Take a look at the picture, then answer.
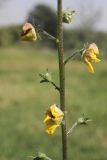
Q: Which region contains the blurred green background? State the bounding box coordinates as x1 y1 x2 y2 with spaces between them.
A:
0 1 107 160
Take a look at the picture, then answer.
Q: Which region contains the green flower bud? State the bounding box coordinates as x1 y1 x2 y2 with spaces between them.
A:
77 116 92 125
39 69 52 83
63 10 75 24
45 72 52 82
33 152 52 160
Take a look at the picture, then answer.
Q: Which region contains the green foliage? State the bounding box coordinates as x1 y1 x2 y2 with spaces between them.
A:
0 47 107 160
0 26 21 47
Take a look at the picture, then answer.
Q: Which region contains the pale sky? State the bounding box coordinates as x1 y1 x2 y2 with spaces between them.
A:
0 0 107 31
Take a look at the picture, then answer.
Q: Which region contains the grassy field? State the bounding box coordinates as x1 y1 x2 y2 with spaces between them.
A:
0 46 107 160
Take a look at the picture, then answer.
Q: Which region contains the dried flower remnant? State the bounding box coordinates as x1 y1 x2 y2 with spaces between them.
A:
21 23 37 41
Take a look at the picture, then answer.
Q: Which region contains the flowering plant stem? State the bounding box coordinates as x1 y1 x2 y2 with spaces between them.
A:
67 122 78 136
39 73 60 91
64 48 84 65
42 30 58 42
57 0 67 160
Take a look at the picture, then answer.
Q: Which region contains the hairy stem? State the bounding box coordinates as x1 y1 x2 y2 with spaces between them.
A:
39 73 60 92
64 48 84 65
42 30 58 42
57 0 67 160
67 122 78 136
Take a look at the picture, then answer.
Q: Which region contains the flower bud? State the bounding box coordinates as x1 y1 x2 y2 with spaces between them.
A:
77 116 92 125
33 152 52 160
63 10 75 24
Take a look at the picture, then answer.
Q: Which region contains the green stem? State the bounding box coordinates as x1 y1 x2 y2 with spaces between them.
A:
42 30 58 42
57 0 67 160
67 122 78 136
35 26 58 42
64 48 84 65
39 73 60 92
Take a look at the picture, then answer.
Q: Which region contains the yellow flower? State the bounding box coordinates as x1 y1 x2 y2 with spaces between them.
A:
44 104 64 135
45 120 59 135
21 23 37 41
84 43 100 74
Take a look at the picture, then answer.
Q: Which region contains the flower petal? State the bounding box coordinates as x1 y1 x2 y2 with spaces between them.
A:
93 57 101 63
43 115 51 123
50 104 64 119
85 57 94 74
45 124 59 135
88 43 99 55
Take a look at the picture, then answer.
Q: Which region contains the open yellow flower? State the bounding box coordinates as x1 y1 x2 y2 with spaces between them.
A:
21 23 37 41
84 43 100 74
44 104 64 135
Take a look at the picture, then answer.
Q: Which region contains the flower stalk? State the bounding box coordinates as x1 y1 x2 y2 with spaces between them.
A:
64 48 84 65
67 122 78 136
57 0 67 160
67 116 92 136
39 73 60 92
41 30 58 42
